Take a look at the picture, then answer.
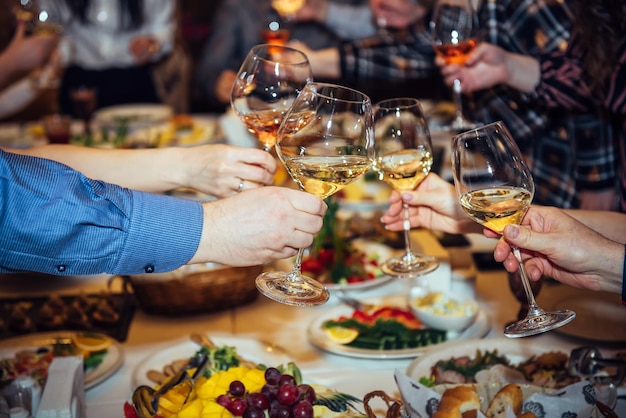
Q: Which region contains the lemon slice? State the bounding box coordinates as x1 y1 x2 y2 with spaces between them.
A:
73 334 112 352
324 327 359 344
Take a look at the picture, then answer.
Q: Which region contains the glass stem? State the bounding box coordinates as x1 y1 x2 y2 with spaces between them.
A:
402 203 414 261
452 79 465 128
512 247 544 317
288 247 305 282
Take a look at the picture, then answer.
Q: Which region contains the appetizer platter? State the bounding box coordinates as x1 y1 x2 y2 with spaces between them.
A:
307 294 491 359
0 331 123 390
126 333 364 418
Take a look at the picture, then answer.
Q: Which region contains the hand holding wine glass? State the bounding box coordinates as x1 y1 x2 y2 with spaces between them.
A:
231 44 313 152
255 82 375 306
374 98 439 277
451 121 575 337
430 0 478 132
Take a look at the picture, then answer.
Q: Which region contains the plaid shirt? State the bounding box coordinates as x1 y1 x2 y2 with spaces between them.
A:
534 17 626 212
338 0 616 209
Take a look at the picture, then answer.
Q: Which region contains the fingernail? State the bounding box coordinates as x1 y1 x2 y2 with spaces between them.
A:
402 193 412 201
505 224 519 238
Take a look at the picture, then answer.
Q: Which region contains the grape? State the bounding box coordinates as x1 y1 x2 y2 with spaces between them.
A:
265 367 282 385
217 394 232 409
297 384 316 403
243 406 265 418
261 383 277 402
247 392 270 410
230 398 248 416
269 403 292 418
292 400 314 418
230 380 246 397
278 374 296 387
277 383 300 405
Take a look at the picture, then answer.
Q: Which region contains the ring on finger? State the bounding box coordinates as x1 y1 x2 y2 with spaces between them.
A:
237 179 244 193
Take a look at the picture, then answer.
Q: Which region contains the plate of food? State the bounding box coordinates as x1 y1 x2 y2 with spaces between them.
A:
126 333 364 418
125 114 224 148
307 294 491 359
275 239 396 292
0 331 123 390
93 103 173 128
132 333 293 388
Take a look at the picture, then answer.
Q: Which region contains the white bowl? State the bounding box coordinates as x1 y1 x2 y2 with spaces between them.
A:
408 288 479 332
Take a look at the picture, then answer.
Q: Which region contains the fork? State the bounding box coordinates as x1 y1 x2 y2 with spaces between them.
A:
335 291 376 312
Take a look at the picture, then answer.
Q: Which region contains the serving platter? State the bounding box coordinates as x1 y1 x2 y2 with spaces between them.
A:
0 331 123 390
126 115 224 148
93 104 173 128
132 334 292 388
307 294 491 359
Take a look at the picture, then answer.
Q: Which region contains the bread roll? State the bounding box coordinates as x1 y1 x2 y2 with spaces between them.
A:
485 383 523 418
433 385 480 418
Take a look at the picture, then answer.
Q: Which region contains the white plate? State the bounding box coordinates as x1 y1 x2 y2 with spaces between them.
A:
405 337 565 382
126 116 223 148
546 289 626 342
0 331 123 390
274 240 396 292
94 104 173 127
307 294 491 359
132 334 292 388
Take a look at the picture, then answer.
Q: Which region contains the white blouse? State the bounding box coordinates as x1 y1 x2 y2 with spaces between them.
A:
40 0 174 70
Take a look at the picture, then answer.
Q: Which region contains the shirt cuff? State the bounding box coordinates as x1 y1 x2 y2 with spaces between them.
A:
114 191 203 274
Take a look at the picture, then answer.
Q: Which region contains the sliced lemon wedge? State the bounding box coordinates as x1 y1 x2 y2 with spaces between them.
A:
73 334 112 352
324 327 359 345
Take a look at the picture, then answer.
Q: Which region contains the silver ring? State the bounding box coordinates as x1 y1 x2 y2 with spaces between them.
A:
237 180 244 193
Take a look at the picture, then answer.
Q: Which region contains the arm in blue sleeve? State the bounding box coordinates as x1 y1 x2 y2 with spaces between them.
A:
0 149 202 275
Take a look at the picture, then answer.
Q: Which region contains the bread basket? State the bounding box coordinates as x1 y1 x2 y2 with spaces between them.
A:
124 263 264 315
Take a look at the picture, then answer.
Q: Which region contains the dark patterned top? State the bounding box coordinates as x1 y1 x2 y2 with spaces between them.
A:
534 9 626 212
338 0 617 209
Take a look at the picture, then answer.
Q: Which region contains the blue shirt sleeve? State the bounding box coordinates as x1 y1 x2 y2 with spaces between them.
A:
0 149 203 275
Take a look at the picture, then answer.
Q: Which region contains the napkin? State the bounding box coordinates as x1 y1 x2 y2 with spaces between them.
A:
36 356 85 418
394 369 602 417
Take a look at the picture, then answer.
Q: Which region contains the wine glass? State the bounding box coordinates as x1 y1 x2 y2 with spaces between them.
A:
271 0 305 21
430 0 479 132
373 98 440 277
255 82 375 306
231 44 313 152
451 121 576 337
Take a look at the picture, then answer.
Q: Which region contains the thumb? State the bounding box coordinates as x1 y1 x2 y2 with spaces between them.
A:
502 224 550 254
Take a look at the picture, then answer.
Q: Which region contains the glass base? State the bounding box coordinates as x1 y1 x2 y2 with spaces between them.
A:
381 253 440 277
504 309 576 338
255 271 330 307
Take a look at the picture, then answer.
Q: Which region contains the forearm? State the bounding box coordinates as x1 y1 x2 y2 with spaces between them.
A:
10 145 187 192
564 210 626 243
504 52 541 93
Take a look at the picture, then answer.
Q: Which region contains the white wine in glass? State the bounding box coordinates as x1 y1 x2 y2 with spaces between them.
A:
255 82 375 306
231 44 313 152
452 121 575 337
430 0 479 132
271 0 305 19
374 98 439 277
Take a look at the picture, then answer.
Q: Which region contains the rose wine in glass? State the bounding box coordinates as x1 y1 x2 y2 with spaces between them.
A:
255 82 375 306
452 121 575 337
231 44 313 152
374 98 439 277
430 0 479 132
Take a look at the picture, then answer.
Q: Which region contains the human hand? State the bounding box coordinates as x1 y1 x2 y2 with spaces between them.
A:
193 187 327 266
436 42 511 92
5 20 59 73
380 173 481 234
370 0 424 29
129 35 160 65
181 144 277 197
215 70 237 104
493 206 622 294
294 0 328 22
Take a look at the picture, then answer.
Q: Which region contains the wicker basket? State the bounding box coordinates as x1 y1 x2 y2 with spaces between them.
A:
124 263 264 316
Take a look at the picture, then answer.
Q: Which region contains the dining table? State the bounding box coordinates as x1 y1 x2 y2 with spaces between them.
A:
0 107 625 417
